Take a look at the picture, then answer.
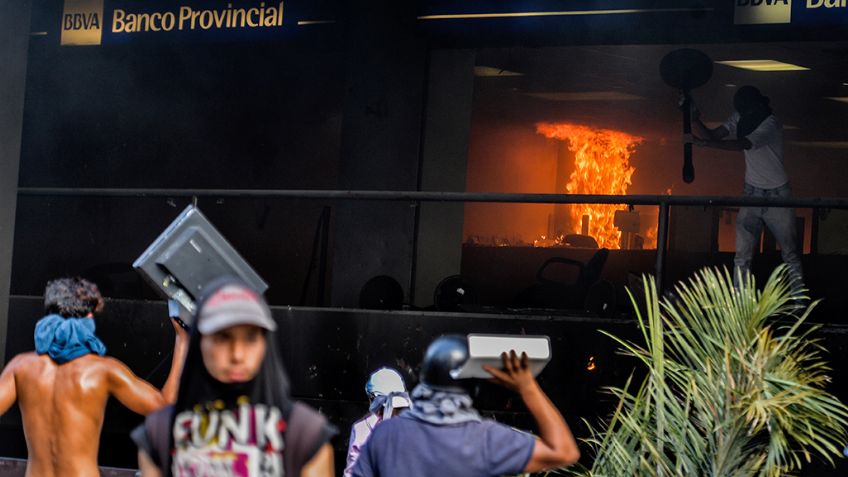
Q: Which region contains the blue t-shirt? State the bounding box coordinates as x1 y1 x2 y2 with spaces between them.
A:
351 413 535 477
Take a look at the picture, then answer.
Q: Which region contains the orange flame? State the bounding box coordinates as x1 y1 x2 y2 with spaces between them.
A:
644 226 658 248
536 123 643 249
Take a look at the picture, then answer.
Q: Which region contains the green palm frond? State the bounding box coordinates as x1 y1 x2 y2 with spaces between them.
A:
559 265 848 477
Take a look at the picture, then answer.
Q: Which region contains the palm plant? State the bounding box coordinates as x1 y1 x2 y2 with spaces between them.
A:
559 265 848 477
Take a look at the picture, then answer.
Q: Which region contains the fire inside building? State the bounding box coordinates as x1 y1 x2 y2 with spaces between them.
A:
2 0 848 475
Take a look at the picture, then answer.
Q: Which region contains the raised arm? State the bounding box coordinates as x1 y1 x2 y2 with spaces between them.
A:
685 132 751 151
686 102 754 151
108 319 188 415
301 443 335 477
484 351 580 473
160 318 188 403
0 355 21 416
683 95 731 142
138 450 163 477
692 117 730 142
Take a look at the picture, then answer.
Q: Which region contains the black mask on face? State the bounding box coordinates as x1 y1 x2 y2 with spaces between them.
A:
176 277 292 413
734 86 772 138
166 277 293 474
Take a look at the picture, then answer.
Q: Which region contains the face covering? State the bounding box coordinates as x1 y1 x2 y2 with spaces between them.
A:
368 391 412 420
406 383 482 425
34 314 106 364
167 277 293 477
734 87 773 139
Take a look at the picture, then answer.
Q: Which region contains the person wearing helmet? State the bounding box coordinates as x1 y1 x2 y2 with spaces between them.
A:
685 85 803 291
132 278 337 477
351 335 580 477
343 367 412 476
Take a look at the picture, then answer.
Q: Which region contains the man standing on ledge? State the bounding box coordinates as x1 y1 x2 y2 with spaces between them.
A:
686 85 804 291
0 277 187 476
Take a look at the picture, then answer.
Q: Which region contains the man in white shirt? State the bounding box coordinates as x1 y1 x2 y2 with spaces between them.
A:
685 86 803 290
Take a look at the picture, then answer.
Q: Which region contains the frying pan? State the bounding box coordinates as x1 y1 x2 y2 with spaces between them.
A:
660 49 713 184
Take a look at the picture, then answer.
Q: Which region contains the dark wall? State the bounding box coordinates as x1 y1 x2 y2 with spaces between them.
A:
13 2 350 305
11 196 339 305
0 0 32 370
461 245 848 323
23 0 344 191
329 0 429 307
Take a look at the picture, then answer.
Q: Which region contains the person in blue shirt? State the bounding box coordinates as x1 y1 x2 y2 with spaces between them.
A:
352 335 580 477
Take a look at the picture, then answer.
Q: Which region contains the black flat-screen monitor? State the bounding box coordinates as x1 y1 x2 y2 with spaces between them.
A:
133 205 268 325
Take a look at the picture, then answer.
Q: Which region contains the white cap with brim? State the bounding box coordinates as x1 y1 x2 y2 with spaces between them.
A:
366 367 407 396
197 285 277 335
390 394 411 409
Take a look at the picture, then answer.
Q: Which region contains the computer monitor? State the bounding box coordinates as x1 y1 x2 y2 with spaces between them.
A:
133 205 268 325
450 334 551 379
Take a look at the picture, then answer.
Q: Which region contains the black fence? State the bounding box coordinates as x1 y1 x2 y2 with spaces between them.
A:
17 187 848 295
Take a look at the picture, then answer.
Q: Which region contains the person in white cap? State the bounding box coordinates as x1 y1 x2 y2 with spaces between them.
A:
343 367 411 477
132 277 337 477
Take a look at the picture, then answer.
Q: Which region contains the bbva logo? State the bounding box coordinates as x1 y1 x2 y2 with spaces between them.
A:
735 0 792 24
60 0 104 46
63 12 100 31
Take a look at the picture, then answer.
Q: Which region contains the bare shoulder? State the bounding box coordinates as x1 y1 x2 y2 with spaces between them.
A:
47 355 129 382
96 355 165 414
93 356 146 385
3 352 43 372
90 355 133 374
8 352 40 364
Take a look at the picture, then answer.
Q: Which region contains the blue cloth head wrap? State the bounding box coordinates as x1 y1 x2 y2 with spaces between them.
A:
34 314 106 364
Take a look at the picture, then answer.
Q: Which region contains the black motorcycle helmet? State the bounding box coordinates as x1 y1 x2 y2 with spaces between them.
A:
419 335 470 392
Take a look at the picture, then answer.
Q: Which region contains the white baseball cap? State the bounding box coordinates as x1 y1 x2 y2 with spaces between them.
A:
365 367 407 396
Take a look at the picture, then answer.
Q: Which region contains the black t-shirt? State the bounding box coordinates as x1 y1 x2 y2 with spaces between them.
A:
132 401 336 477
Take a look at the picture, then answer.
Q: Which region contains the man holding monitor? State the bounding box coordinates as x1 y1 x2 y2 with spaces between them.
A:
352 334 580 477
0 277 187 477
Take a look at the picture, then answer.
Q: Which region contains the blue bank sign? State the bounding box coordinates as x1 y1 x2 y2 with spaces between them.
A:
735 0 848 25
58 0 848 47
61 0 290 46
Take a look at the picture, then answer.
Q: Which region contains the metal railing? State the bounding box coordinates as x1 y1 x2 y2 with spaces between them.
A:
18 187 848 208
18 187 848 291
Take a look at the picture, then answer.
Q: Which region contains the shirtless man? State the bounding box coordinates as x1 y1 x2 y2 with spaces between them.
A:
0 277 187 476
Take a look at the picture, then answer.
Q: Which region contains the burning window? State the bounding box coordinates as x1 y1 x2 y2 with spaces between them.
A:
536 122 643 249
